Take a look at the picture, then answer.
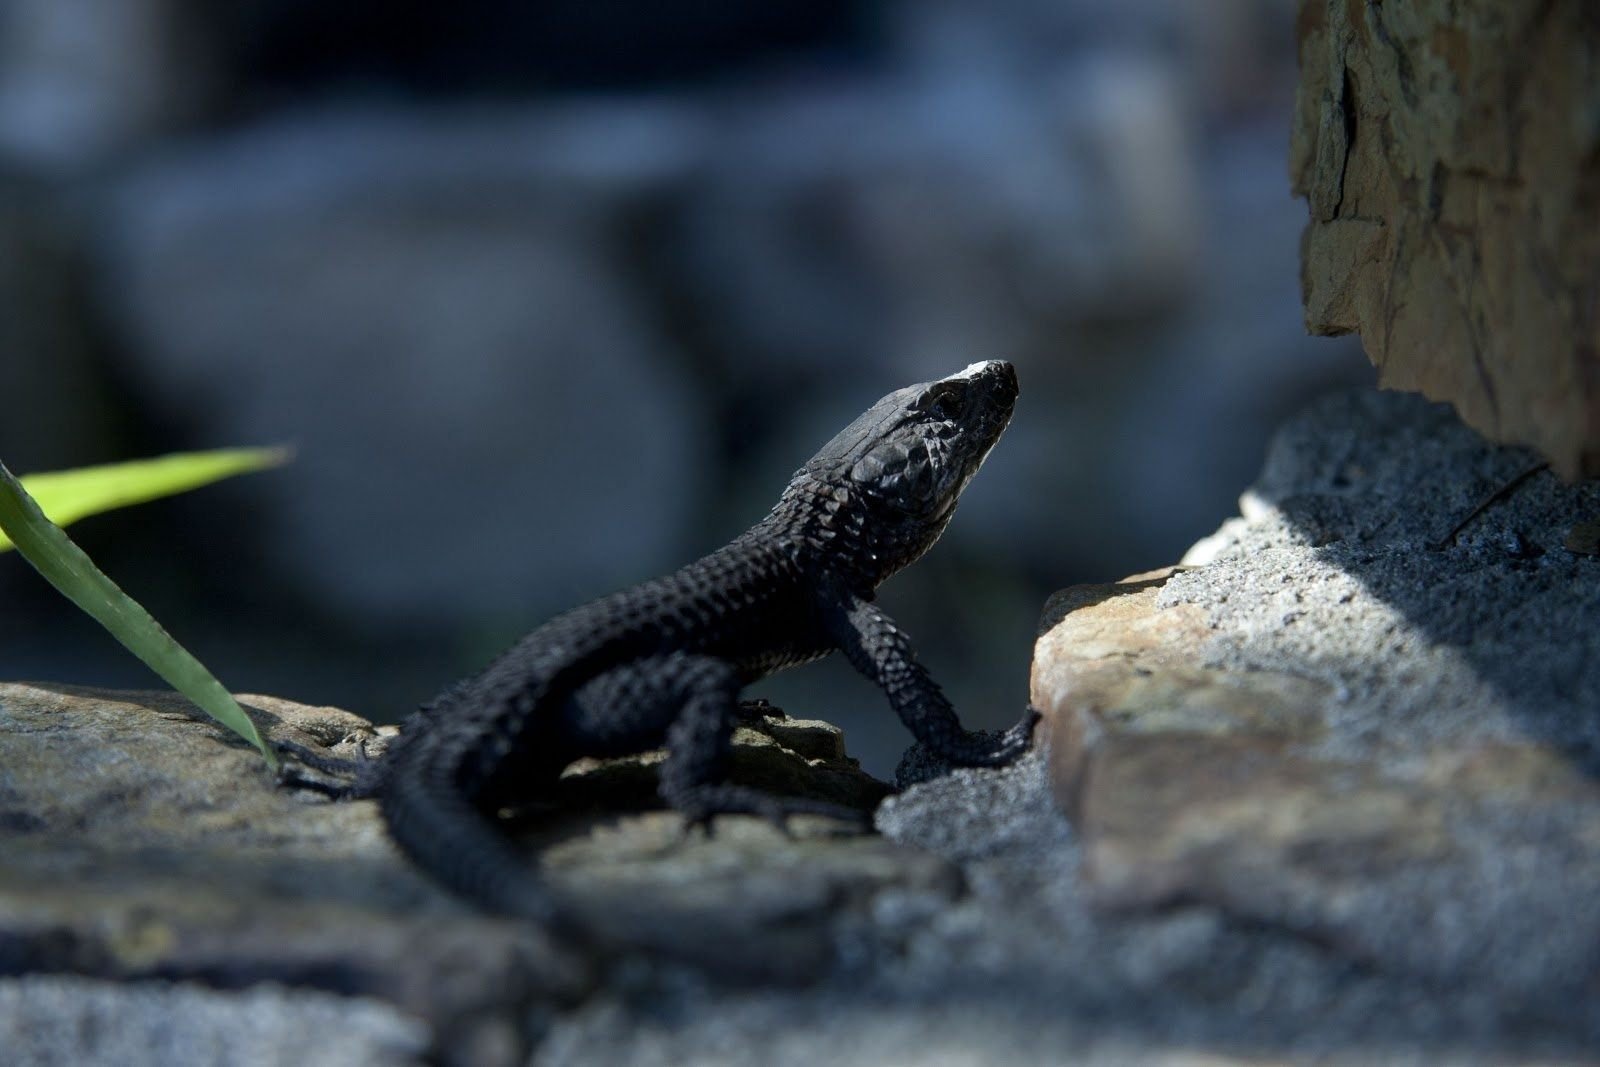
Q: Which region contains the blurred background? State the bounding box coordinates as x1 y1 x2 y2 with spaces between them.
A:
0 0 1368 775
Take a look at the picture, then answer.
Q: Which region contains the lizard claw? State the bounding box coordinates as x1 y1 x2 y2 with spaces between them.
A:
1000 706 1042 751
967 706 1040 765
274 737 383 799
911 706 1041 773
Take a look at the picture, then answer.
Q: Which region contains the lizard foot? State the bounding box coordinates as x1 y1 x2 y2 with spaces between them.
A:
667 784 874 839
919 706 1041 771
275 738 383 800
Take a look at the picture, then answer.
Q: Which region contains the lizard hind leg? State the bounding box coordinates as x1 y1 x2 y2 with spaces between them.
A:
656 656 873 835
275 738 385 799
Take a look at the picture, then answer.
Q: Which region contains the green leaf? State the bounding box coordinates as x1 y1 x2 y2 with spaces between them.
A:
0 447 291 552
0 458 279 768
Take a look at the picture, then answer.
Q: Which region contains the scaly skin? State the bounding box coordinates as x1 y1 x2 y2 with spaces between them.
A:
284 360 1036 931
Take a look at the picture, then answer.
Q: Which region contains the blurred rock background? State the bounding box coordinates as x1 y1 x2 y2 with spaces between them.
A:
0 0 1368 774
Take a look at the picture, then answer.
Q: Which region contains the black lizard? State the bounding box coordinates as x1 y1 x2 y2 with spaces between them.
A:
283 360 1036 932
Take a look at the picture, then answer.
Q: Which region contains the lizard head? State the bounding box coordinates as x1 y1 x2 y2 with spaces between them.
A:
788 360 1018 580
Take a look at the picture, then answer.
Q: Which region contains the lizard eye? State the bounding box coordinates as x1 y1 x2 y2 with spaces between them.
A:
928 392 960 421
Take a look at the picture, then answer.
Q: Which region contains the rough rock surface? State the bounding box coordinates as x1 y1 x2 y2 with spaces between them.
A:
1037 388 1600 1019
1291 0 1600 477
0 682 903 1063
6 390 1600 1065
0 975 427 1067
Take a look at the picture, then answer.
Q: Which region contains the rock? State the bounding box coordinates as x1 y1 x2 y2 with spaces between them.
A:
558 707 892 815
538 813 957 984
1291 0 1600 477
8 601 1599 1065
97 103 713 624
1034 389 1600 1010
0 974 427 1067
548 730 1600 1064
0 680 926 1057
0 683 589 1059
0 0 210 169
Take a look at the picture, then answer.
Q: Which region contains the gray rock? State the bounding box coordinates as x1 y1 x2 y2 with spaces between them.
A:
546 741 1596 1065
1036 389 1600 1016
542 390 1600 1063
97 103 713 624
5 625 1596 1067
0 680 929 1059
0 975 427 1067
0 0 208 169
0 683 590 1055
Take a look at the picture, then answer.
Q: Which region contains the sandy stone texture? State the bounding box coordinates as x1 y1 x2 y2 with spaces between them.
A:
1291 0 1600 476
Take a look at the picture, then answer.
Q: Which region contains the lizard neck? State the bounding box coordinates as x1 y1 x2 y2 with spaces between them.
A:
756 472 932 595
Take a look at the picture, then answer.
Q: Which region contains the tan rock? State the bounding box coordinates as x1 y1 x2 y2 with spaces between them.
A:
1291 0 1600 477
1032 568 1600 986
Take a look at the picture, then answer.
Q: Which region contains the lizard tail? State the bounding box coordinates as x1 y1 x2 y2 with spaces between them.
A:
379 728 589 939
379 615 661 940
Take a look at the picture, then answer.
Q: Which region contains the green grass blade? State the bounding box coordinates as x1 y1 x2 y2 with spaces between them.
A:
0 459 277 768
0 447 291 552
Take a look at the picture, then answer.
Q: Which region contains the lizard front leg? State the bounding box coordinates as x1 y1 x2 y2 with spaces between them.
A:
655 654 872 832
822 589 1037 767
